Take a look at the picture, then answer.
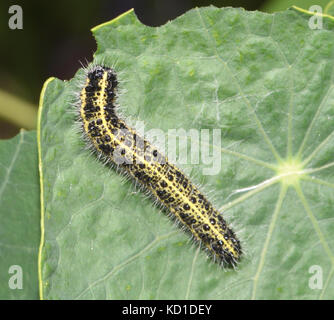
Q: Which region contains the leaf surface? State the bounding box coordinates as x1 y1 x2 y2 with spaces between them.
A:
39 7 334 299
0 131 39 299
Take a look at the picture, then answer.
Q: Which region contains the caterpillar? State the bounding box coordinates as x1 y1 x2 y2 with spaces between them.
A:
78 65 241 266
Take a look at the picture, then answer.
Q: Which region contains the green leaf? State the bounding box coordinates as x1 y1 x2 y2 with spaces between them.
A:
39 7 334 299
261 0 331 13
0 130 39 299
325 1 334 16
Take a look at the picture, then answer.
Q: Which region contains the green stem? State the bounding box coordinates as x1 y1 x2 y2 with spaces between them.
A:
0 88 37 129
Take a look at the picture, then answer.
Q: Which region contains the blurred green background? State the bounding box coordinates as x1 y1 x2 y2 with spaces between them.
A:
0 0 333 138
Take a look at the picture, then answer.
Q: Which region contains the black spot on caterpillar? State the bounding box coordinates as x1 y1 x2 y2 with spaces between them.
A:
78 65 241 266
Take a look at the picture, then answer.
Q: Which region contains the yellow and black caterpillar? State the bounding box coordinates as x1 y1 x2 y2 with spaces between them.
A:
78 65 241 266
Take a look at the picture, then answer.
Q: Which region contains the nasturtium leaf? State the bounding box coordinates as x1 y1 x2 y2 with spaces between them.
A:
0 131 39 299
262 0 331 13
38 7 334 299
326 1 334 17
